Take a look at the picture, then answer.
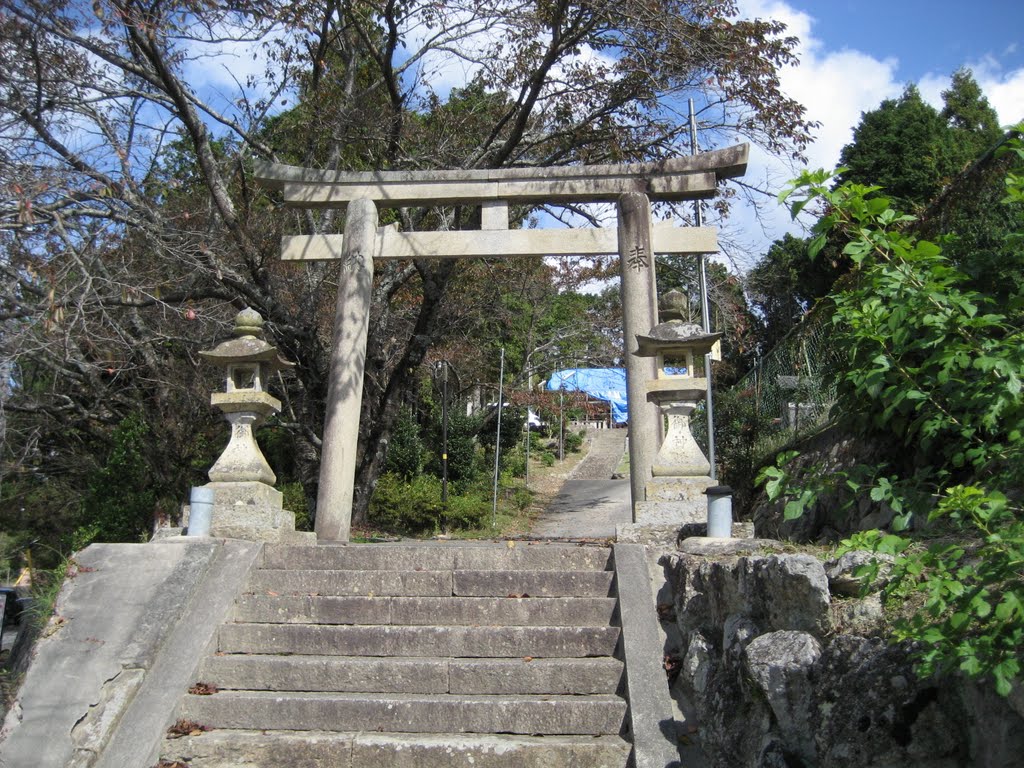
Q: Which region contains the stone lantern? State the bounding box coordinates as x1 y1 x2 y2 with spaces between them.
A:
635 320 721 477
625 319 721 531
196 308 302 541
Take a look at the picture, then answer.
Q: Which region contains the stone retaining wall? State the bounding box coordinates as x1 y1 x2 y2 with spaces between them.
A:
660 540 1024 768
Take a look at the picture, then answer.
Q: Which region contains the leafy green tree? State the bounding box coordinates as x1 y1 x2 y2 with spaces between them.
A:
384 406 424 480
0 0 817 541
839 85 955 209
839 71 1002 211
762 134 1024 695
941 68 1003 155
81 413 159 544
919 132 1024 317
746 233 843 351
749 71 1007 355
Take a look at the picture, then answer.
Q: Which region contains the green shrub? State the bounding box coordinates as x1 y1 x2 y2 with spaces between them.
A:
281 481 311 531
369 472 488 533
512 489 533 511
564 429 585 453
444 494 490 529
502 445 527 477
385 406 424 479
444 412 481 484
763 146 1024 696
82 413 157 544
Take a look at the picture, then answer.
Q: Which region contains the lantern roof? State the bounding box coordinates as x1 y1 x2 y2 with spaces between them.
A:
635 320 722 357
199 308 295 371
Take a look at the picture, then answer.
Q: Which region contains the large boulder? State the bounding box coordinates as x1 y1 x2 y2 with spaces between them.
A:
824 550 894 597
744 631 821 765
663 551 831 655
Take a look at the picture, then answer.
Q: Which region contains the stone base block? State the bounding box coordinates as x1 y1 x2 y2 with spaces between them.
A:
633 500 705 526
617 521 755 546
676 536 783 557
679 521 756 540
205 482 297 542
644 475 714 502
616 523 683 546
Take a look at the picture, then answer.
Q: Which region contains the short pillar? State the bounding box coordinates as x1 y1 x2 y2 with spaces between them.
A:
316 196 377 541
705 485 733 538
618 192 660 517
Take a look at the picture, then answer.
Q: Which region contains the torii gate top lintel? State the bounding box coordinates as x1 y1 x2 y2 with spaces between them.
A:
252 144 748 209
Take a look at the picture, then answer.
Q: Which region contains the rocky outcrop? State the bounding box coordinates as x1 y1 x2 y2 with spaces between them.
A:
661 544 1024 768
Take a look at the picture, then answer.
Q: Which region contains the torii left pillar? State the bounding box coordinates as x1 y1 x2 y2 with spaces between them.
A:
316 197 377 541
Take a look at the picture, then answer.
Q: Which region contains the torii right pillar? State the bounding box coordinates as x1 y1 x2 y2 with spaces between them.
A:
617 192 661 516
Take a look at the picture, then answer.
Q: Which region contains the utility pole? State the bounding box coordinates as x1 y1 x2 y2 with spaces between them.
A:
689 98 717 481
491 348 505 528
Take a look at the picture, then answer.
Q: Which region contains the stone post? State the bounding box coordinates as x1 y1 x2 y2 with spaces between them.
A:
316 197 377 541
617 192 660 517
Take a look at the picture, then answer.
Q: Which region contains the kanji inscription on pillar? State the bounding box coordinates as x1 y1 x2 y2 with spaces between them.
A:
627 245 649 272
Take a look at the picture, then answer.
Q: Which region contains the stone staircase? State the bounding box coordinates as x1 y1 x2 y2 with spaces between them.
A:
159 541 635 767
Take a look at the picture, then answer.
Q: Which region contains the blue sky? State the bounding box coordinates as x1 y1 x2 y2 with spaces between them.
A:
785 1 1024 84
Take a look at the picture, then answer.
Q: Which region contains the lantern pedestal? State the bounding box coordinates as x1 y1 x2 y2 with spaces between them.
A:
201 482 297 541
646 380 712 478
207 392 279 485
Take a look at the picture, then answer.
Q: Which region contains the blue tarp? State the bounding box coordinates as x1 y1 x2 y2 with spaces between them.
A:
546 368 629 423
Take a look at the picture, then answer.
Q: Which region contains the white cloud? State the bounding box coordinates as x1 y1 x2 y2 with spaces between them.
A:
726 1 903 263
738 1 901 171
920 57 1024 127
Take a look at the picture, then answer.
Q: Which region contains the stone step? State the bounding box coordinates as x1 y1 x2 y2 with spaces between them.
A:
452 569 615 597
262 542 613 572
246 568 615 598
162 730 632 768
218 623 621 658
246 568 452 597
232 594 619 626
198 655 624 695
178 691 628 736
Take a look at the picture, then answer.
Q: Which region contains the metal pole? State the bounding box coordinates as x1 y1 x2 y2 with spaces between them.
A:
441 362 449 507
524 414 530 490
689 98 717 481
558 368 565 462
491 348 505 528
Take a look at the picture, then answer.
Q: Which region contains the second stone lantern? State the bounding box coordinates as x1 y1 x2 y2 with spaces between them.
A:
629 314 721 529
196 308 303 541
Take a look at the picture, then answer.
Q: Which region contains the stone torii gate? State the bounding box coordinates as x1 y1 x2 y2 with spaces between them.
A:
254 146 748 541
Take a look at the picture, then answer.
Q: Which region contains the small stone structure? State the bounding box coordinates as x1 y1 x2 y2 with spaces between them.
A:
196 308 302 541
660 539 1024 767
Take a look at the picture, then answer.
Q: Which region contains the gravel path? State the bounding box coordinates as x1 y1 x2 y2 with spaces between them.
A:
569 429 627 480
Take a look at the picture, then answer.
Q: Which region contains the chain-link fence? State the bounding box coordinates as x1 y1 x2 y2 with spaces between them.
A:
705 306 841 497
736 308 840 437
